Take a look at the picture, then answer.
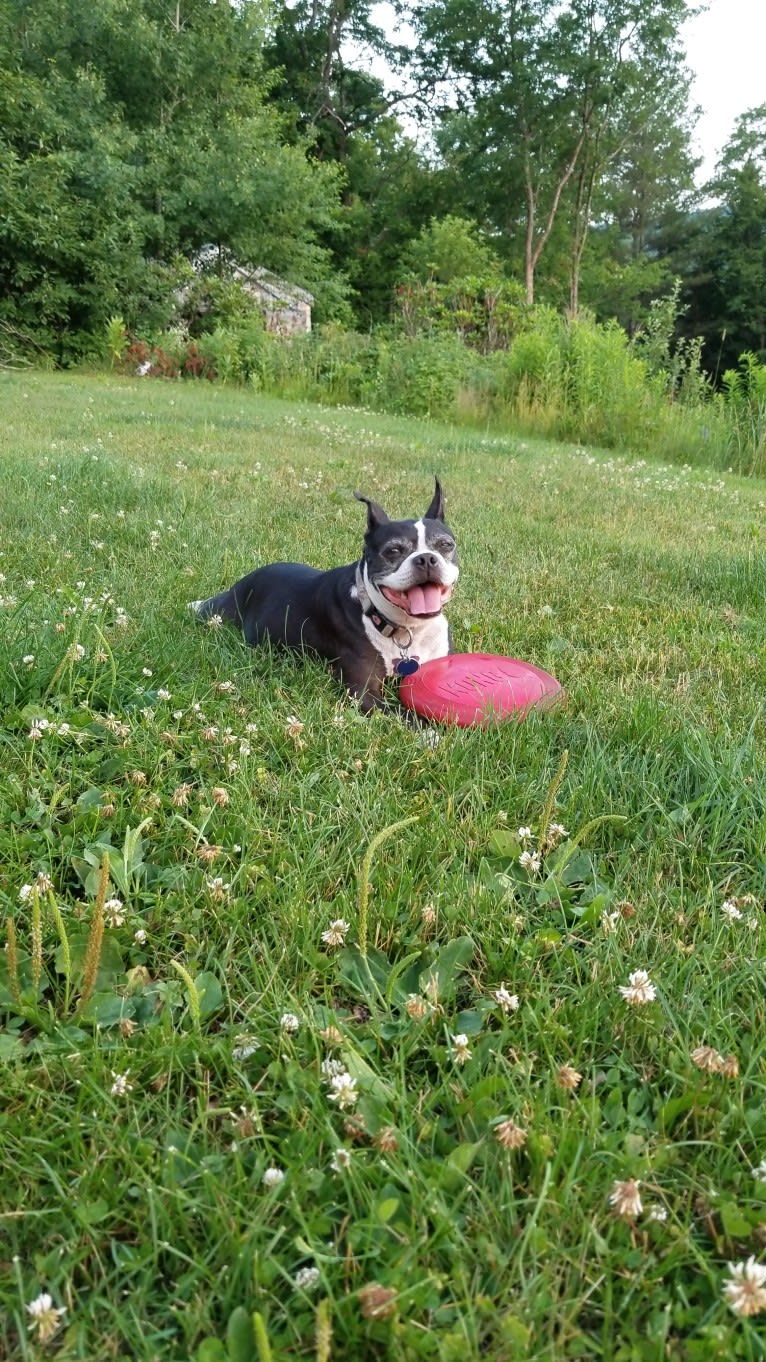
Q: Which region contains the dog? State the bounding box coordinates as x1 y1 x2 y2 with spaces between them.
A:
189 479 459 711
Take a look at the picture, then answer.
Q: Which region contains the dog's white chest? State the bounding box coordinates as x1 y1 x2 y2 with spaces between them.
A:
362 612 450 675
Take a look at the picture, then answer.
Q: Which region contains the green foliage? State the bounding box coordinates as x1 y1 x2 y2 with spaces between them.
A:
402 215 503 284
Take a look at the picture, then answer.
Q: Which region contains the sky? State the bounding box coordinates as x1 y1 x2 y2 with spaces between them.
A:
680 0 765 182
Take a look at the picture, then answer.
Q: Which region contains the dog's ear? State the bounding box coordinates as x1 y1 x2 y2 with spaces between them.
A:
354 490 390 532
424 477 446 523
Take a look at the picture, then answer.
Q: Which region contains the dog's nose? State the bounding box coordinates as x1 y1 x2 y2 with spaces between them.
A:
414 553 439 570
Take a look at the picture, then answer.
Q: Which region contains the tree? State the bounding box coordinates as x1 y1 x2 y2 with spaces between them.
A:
409 0 692 306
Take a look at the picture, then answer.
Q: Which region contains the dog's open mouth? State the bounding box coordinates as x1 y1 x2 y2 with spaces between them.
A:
380 583 453 617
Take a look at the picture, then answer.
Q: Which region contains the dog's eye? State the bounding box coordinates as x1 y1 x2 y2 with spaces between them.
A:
434 537 455 555
383 544 406 561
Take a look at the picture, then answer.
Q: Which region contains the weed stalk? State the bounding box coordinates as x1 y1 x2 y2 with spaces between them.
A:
357 815 419 955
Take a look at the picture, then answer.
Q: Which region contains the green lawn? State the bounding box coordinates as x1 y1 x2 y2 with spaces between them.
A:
1 370 765 1362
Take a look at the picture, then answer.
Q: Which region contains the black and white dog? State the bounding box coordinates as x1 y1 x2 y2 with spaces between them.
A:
190 479 459 711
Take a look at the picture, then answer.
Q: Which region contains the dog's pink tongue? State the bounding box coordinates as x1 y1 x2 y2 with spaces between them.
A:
407 584 442 615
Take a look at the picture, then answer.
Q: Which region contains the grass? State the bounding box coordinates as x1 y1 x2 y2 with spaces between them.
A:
0 369 765 1362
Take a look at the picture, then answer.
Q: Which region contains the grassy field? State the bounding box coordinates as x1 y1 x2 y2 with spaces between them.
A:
1 369 765 1362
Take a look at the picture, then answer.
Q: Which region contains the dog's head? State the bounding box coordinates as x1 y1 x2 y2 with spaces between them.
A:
354 479 459 622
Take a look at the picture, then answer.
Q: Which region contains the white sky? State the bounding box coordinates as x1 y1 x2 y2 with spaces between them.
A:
682 0 766 182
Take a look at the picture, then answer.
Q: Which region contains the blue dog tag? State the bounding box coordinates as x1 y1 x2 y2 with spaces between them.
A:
395 657 420 677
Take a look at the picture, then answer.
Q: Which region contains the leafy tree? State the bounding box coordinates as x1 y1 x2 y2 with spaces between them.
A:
409 0 692 306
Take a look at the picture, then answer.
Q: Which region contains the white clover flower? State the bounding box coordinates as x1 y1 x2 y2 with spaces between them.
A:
321 918 350 948
547 822 568 840
723 1257 766 1317
519 849 542 874
609 1178 642 1220
280 1012 300 1034
330 1147 352 1172
751 1160 766 1185
451 1033 472 1066
328 1071 358 1110
262 1166 285 1188
494 986 520 1014
294 1266 321 1291
721 899 743 922
18 884 35 903
321 1057 347 1081
25 1292 66 1343
517 826 533 842
618 970 656 1005
134 928 148 945
647 1205 668 1223
157 688 172 701
601 910 620 935
232 1035 260 1061
110 1070 133 1097
104 897 125 927
207 614 223 629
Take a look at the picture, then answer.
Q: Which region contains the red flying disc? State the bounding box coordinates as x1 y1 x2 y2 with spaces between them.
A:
399 653 562 726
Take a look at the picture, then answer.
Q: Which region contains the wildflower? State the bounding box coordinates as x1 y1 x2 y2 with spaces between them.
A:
601 910 620 935
29 719 50 740
280 1012 300 1034
210 787 229 807
359 1283 397 1319
35 871 53 894
330 1147 352 1172
129 770 147 786
18 884 35 903
618 970 656 1005
494 985 520 1014
57 722 71 735
320 1025 343 1046
118 1017 137 1038
171 783 193 807
262 1166 285 1188
200 726 218 741
547 822 568 842
519 849 542 875
157 688 172 701
134 928 147 945
376 1126 399 1154
206 877 230 902
104 898 125 927
691 1044 724 1074
609 1178 642 1220
752 1160 766 1185
321 1057 347 1081
517 826 533 842
722 1257 766 1317
196 844 222 863
344 1113 367 1142
110 1070 133 1097
68 643 86 661
207 614 223 629
214 680 236 693
721 898 743 922
720 1053 739 1079
421 902 437 926
25 1292 66 1343
294 1266 321 1291
647 1205 668 1223
23 654 35 666
451 1033 472 1066
232 1036 260 1061
539 604 554 617
285 715 304 739
142 667 153 677
321 918 350 948
328 1071 358 1110
556 1064 582 1091
494 1119 527 1150
405 994 430 1020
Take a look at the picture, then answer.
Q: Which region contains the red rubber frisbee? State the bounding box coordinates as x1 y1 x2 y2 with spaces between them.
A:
399 653 562 726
